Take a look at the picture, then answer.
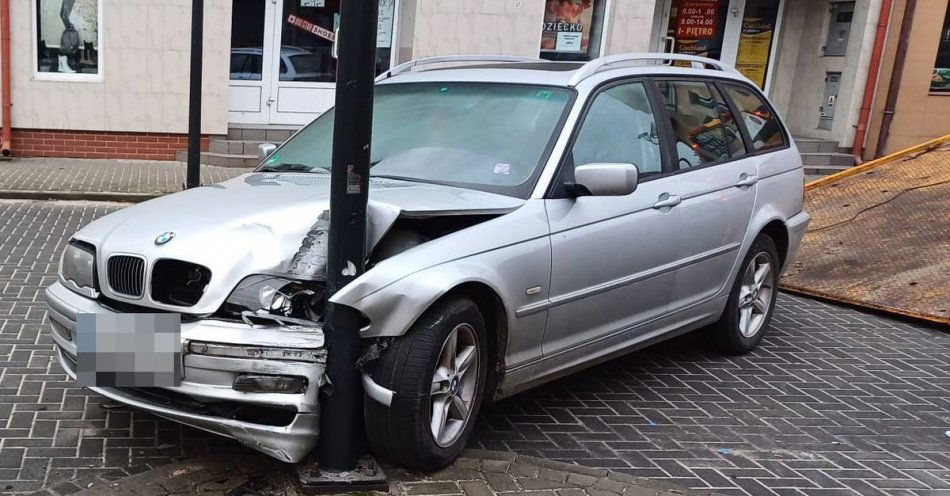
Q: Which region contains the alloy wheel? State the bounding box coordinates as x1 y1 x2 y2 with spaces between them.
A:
737 252 774 338
429 323 479 447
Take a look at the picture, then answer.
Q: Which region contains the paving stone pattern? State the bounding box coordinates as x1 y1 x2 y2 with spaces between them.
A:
37 450 708 496
1 200 949 496
0 158 248 194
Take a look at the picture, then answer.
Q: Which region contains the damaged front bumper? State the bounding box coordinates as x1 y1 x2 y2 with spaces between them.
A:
45 280 326 463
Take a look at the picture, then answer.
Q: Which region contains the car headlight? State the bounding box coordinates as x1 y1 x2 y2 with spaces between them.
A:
222 275 323 322
60 241 97 294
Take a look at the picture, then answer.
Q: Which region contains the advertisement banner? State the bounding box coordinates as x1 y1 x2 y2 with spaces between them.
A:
540 0 595 54
676 0 719 40
735 17 774 88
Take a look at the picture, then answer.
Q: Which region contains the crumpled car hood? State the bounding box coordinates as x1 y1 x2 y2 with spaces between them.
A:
73 173 524 314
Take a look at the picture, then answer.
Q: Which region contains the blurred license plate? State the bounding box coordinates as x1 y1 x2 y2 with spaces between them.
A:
75 313 182 387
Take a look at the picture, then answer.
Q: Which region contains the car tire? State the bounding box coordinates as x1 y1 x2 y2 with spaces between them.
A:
364 297 488 471
709 234 780 355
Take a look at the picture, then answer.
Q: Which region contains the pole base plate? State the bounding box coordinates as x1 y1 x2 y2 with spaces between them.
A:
296 456 389 494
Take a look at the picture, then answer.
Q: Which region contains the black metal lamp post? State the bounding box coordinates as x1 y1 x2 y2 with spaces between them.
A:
317 0 379 473
186 0 203 189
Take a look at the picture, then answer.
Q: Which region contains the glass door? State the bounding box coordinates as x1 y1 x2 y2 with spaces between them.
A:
660 0 740 63
228 0 278 124
228 0 398 126
734 0 781 89
656 0 782 89
267 0 398 125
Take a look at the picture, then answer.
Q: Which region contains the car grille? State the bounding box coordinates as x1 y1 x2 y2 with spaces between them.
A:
107 255 146 298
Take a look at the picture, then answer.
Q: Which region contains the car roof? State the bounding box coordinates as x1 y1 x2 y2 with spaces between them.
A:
377 56 753 89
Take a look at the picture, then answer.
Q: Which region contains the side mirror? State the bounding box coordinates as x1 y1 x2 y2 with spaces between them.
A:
572 163 639 197
258 143 277 160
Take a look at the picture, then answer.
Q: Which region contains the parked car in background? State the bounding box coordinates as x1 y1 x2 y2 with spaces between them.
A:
47 53 809 470
230 46 331 82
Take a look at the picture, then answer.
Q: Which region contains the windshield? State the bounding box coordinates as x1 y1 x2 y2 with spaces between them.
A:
258 82 574 198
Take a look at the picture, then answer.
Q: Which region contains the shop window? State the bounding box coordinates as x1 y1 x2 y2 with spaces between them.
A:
268 0 396 83
735 0 780 88
932 4 950 92
34 0 101 78
540 0 607 62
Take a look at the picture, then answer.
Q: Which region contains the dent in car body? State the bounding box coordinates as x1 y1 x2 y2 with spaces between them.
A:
69 173 523 316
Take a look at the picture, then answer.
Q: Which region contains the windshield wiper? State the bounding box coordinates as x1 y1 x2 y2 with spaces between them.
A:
257 163 330 173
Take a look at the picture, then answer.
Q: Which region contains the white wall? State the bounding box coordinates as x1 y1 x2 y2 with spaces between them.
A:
604 0 658 54
410 0 545 58
406 0 657 60
6 0 230 134
768 0 880 145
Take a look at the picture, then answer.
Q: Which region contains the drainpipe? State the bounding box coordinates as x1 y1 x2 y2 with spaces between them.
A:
1 0 12 157
851 0 893 164
875 0 917 158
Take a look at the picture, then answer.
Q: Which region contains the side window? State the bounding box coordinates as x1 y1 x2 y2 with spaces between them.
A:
571 82 663 178
655 80 743 170
723 84 787 151
709 85 747 158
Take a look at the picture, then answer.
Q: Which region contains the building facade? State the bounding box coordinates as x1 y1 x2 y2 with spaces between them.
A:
0 0 947 162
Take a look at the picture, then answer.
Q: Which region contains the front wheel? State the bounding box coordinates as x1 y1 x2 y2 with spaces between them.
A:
709 234 780 355
364 297 488 470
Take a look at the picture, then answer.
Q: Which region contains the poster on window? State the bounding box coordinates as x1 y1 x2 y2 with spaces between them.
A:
35 0 99 75
541 0 595 54
676 0 719 40
377 0 395 48
735 18 774 88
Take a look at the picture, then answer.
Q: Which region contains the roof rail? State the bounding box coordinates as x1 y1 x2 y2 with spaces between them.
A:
376 55 542 82
568 52 741 86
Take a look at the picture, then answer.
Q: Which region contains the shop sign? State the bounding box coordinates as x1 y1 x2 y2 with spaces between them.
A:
676 0 719 40
287 14 335 43
540 0 595 54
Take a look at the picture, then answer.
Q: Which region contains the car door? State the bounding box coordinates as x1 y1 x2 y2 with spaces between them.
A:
542 80 682 358
652 79 758 307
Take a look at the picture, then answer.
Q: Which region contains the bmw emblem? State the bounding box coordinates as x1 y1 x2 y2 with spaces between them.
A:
154 232 175 246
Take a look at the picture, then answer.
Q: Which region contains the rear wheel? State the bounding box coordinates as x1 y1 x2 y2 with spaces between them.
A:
709 234 780 354
364 297 487 470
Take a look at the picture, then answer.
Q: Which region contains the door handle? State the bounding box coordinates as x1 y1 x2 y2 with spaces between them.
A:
735 175 759 187
653 194 682 209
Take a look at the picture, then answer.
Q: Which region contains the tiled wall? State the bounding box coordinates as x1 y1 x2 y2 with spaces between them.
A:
408 0 656 60
2 0 231 135
603 1 657 55
411 0 545 58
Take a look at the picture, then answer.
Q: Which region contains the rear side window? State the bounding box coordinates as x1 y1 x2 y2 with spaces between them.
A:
723 84 787 152
655 80 745 170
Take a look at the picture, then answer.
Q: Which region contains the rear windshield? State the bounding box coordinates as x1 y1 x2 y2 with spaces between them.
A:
259 82 575 198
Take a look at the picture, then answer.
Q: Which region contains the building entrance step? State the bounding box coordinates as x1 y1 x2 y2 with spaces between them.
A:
174 150 259 168
177 125 302 168
795 137 841 153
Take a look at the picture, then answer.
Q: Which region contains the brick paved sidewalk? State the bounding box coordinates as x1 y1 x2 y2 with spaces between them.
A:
0 158 249 201
49 450 707 496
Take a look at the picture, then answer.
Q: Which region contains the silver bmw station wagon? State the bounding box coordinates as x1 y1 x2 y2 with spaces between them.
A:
47 54 810 469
